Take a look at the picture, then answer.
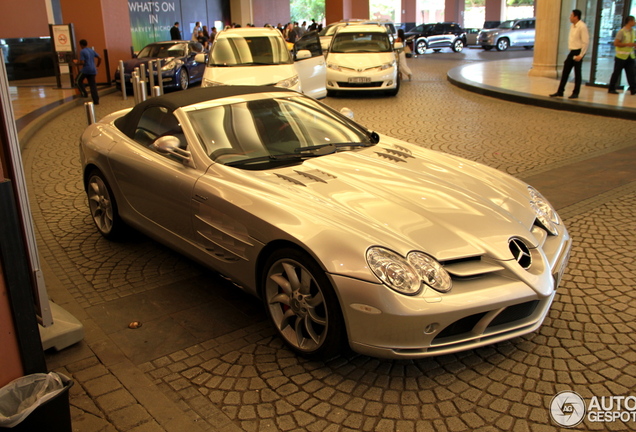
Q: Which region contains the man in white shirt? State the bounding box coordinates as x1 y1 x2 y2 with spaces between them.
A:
550 9 589 99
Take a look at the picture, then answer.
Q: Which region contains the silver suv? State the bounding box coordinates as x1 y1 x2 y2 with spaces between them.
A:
478 18 535 51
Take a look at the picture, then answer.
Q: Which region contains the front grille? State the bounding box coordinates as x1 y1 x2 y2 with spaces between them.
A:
487 300 539 328
435 312 487 339
337 81 383 88
433 299 542 345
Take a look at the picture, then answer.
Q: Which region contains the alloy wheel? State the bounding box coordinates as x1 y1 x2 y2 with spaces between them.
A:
265 258 329 353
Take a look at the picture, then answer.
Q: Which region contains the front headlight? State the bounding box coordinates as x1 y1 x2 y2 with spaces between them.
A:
380 61 396 71
276 75 299 88
407 252 452 293
327 62 342 71
366 247 452 295
162 60 181 71
366 248 421 295
528 186 560 235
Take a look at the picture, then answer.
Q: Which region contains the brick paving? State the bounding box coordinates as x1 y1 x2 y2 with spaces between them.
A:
19 50 636 431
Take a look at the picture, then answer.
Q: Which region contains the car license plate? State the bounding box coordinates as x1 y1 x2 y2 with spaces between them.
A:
348 77 371 83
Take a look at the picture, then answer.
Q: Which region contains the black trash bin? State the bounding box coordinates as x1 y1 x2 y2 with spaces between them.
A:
0 372 73 432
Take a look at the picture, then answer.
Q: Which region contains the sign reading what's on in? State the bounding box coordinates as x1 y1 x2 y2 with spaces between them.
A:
128 1 180 51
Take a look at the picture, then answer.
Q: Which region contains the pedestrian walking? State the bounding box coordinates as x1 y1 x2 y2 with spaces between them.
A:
74 39 101 105
608 15 636 95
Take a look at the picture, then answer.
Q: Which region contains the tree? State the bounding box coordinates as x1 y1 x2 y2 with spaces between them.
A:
291 0 325 24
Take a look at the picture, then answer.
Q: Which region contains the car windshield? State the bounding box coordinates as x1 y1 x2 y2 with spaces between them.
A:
138 43 186 58
330 32 392 53
209 34 291 66
497 20 516 29
320 24 343 37
187 96 376 168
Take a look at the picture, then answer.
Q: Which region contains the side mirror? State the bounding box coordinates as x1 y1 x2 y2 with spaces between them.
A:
340 107 354 120
153 136 192 162
394 42 404 50
295 49 312 60
195 53 206 63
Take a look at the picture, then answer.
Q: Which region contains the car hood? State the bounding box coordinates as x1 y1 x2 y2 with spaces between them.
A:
204 64 295 86
219 136 540 266
479 28 502 36
326 52 395 68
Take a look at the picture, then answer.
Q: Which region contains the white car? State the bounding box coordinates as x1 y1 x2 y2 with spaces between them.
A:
197 27 327 99
326 24 401 96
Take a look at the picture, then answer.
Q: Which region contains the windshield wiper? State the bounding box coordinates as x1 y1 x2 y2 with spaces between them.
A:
294 140 377 155
225 153 321 167
240 62 280 66
225 139 380 168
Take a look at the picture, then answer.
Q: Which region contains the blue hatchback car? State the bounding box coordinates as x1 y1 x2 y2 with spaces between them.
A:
115 40 207 92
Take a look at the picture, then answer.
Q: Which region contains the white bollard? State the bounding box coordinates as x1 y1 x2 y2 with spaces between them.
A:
85 102 96 125
118 60 127 100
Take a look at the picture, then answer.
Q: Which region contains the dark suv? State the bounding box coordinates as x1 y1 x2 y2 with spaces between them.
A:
405 22 467 55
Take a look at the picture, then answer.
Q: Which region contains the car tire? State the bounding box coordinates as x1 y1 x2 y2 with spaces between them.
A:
179 68 189 90
496 38 509 51
261 247 346 360
452 39 464 53
482 46 493 51
86 170 125 240
415 40 427 55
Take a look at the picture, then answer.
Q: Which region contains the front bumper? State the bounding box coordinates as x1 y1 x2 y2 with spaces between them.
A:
114 71 179 91
478 34 496 46
327 68 397 91
331 232 572 359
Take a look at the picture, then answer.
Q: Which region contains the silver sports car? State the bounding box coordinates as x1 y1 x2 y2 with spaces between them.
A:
80 86 572 359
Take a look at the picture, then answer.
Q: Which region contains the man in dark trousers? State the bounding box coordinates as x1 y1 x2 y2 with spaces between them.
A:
74 39 101 105
170 22 181 40
550 9 589 99
608 15 636 95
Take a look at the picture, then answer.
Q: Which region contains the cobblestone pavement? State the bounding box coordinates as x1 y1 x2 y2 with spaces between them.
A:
22 49 636 431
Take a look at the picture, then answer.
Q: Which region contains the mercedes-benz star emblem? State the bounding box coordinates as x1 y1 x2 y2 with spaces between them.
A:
509 238 532 269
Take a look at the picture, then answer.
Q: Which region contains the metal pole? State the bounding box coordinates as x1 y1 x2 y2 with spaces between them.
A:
85 102 96 125
140 63 146 81
133 68 140 104
157 60 164 96
152 86 161 97
139 80 147 102
132 73 139 105
118 60 127 100
148 61 155 93
103 49 111 85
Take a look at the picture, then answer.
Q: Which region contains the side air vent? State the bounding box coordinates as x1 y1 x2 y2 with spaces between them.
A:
274 169 337 187
375 151 408 163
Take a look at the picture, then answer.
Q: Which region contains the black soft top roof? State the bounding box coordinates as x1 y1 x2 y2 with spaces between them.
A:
114 86 297 139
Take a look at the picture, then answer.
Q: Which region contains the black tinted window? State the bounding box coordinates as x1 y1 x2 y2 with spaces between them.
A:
295 31 322 57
